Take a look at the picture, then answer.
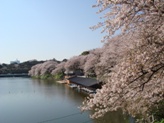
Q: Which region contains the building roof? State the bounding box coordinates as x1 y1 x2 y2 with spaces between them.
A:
68 76 100 87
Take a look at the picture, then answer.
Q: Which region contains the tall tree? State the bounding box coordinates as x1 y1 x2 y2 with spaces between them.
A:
82 0 164 121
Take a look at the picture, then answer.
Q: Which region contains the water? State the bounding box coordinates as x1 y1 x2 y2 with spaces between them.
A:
0 77 134 123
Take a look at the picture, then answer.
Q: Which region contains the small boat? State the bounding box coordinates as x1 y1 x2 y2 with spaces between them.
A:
69 84 77 88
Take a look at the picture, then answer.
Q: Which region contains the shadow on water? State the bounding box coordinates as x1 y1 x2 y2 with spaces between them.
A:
92 109 135 123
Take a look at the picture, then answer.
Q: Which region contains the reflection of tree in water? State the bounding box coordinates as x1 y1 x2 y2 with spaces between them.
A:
93 109 134 123
30 79 135 123
30 79 87 104
32 79 65 98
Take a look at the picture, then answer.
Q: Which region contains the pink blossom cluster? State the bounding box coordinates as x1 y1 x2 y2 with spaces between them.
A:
28 60 58 77
81 0 164 121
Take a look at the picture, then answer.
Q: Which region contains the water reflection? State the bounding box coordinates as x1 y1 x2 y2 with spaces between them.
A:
0 78 135 123
93 110 134 123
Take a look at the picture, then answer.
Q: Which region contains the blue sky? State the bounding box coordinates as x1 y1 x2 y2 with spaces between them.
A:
0 0 103 64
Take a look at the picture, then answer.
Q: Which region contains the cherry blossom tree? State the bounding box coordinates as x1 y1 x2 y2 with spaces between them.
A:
28 60 58 78
39 60 58 76
81 0 164 121
64 55 87 73
50 62 66 80
82 30 164 119
95 34 136 81
28 63 42 77
84 48 102 77
51 62 66 75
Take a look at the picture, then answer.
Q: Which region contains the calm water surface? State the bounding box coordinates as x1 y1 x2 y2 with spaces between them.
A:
0 77 134 123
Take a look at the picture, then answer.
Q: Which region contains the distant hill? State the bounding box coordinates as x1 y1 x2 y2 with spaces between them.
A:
0 60 45 74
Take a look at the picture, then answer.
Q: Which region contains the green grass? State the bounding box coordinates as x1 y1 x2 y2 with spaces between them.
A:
155 119 164 123
53 72 64 80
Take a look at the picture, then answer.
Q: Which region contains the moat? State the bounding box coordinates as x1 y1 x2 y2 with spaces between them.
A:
0 77 134 123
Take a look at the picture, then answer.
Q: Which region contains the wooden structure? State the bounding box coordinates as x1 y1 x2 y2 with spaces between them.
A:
67 76 101 93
